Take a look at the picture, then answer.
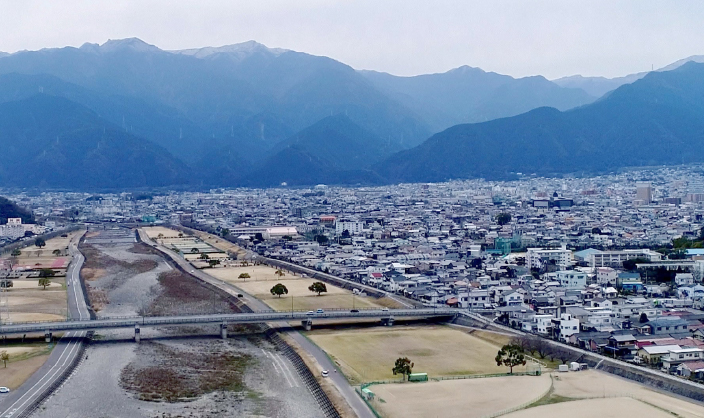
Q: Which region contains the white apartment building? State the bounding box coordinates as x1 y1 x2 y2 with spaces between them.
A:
336 221 364 236
596 267 618 286
0 218 27 239
527 246 572 270
556 270 588 289
552 313 580 342
589 249 662 268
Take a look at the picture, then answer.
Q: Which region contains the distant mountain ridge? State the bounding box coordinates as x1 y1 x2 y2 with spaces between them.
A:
0 94 190 188
553 55 704 98
378 61 704 183
361 66 596 132
0 38 703 188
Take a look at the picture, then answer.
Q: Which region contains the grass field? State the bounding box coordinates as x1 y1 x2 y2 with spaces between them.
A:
208 265 397 311
371 375 551 418
306 325 527 384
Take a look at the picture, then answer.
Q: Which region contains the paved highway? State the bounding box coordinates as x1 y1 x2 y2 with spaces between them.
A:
0 230 90 418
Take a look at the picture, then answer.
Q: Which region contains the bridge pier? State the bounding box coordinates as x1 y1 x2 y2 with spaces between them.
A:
220 323 228 339
44 332 52 343
381 317 395 327
134 324 140 343
301 319 312 331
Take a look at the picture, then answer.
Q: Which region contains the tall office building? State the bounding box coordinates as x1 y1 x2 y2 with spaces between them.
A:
636 182 653 202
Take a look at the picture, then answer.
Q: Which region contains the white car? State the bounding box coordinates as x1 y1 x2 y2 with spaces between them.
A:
321 370 329 377
0 387 9 394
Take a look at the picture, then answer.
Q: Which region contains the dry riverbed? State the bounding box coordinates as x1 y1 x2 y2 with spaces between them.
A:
33 228 323 418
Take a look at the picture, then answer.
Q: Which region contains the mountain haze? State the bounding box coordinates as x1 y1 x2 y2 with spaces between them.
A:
361 66 595 132
379 62 704 183
0 94 190 188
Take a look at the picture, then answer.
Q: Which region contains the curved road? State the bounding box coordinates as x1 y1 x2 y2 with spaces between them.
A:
139 229 376 418
0 230 90 418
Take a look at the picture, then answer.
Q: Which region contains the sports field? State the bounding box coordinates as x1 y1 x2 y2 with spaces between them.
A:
306 325 527 384
505 397 680 418
547 370 704 417
371 375 551 418
208 265 397 311
142 226 182 239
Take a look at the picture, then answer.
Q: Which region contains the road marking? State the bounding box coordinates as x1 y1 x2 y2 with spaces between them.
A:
266 352 295 388
271 352 298 388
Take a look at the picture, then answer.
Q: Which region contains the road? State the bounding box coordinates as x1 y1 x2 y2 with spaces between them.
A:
139 229 377 418
0 230 90 418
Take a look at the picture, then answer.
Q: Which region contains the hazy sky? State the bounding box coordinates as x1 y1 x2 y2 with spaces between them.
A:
1 1 704 79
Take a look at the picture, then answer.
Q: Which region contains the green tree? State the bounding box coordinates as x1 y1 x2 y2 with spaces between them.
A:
495 344 526 374
34 238 46 248
52 249 61 256
308 281 327 296
270 283 289 298
220 228 230 237
199 253 210 260
238 273 251 281
10 249 21 257
314 235 328 245
191 248 199 253
496 213 512 226
0 351 8 368
622 258 649 271
38 268 56 278
38 278 51 290
392 357 414 381
639 312 649 323
208 259 220 268
591 227 602 235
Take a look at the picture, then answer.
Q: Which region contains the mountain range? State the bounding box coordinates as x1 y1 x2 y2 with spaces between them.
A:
379 61 704 182
0 38 703 188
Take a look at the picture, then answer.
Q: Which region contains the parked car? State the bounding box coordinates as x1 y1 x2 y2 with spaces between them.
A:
0 387 9 394
306 311 315 316
321 370 329 377
316 309 324 314
350 309 360 313
381 308 389 312
237 294 244 298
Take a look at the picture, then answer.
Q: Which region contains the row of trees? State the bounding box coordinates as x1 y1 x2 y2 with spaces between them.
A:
508 334 581 365
267 281 328 297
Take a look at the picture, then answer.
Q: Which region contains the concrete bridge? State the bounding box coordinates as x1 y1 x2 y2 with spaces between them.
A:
0 308 456 342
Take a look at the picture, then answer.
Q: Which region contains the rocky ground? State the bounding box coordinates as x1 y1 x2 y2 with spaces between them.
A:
33 228 323 418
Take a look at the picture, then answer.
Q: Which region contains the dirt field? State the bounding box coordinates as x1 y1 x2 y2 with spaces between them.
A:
504 397 677 418
548 370 704 417
2 284 68 321
307 325 526 384
6 312 65 322
208 265 395 311
371 375 551 418
0 354 50 389
10 280 62 289
179 226 247 259
142 226 182 239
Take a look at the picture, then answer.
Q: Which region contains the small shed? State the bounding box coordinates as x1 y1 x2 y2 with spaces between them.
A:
408 372 428 382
